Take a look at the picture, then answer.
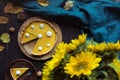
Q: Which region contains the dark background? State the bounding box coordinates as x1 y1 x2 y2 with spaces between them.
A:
0 0 82 79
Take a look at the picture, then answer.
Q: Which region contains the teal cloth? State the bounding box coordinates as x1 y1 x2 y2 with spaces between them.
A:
15 0 120 42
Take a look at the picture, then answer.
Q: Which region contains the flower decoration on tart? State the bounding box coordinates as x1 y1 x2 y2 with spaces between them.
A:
21 19 58 56
10 68 29 80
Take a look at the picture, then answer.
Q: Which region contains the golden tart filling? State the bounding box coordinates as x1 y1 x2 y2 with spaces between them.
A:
21 32 37 44
21 21 57 56
10 68 29 80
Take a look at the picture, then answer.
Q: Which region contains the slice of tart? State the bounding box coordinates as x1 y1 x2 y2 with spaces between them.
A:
21 32 37 44
10 68 29 80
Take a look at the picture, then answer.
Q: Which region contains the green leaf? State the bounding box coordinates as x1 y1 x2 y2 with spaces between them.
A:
87 70 98 80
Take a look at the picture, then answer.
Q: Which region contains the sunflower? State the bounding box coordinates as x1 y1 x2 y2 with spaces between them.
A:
106 41 120 51
110 58 120 79
64 51 102 77
68 39 80 50
88 42 106 52
42 65 51 80
68 34 87 50
42 42 72 80
116 41 120 50
53 42 70 59
42 58 61 80
42 34 120 80
78 34 87 44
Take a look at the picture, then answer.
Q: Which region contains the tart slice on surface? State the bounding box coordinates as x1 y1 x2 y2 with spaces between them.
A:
21 32 37 44
10 68 29 80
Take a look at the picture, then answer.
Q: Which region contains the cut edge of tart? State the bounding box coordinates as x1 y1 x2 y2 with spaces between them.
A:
31 35 57 56
21 31 37 44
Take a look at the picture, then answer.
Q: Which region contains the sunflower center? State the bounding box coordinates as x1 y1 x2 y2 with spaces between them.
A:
75 62 88 71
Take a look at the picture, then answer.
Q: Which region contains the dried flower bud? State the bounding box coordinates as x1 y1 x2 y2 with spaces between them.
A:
0 16 9 24
9 27 15 32
64 0 74 10
37 0 49 6
37 71 42 77
4 3 23 14
17 12 26 21
0 45 5 52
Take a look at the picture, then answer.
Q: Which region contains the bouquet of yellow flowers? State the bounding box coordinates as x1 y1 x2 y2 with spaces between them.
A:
42 34 120 80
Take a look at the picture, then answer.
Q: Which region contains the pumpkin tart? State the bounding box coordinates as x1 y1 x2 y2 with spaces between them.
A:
21 20 57 56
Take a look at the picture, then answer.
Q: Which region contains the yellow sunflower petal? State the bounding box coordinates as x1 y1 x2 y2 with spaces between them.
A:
78 34 87 44
110 58 120 79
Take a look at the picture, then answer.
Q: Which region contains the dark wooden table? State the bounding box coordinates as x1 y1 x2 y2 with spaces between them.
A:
0 0 82 80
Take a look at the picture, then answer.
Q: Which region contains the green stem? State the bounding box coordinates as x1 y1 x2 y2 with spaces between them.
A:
78 76 80 80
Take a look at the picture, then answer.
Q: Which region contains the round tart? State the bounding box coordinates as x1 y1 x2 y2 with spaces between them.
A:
18 17 62 60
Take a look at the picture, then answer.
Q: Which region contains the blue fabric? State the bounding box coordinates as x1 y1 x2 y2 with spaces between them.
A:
16 0 120 43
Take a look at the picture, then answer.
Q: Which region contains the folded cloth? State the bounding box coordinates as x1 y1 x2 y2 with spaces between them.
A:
14 0 120 43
